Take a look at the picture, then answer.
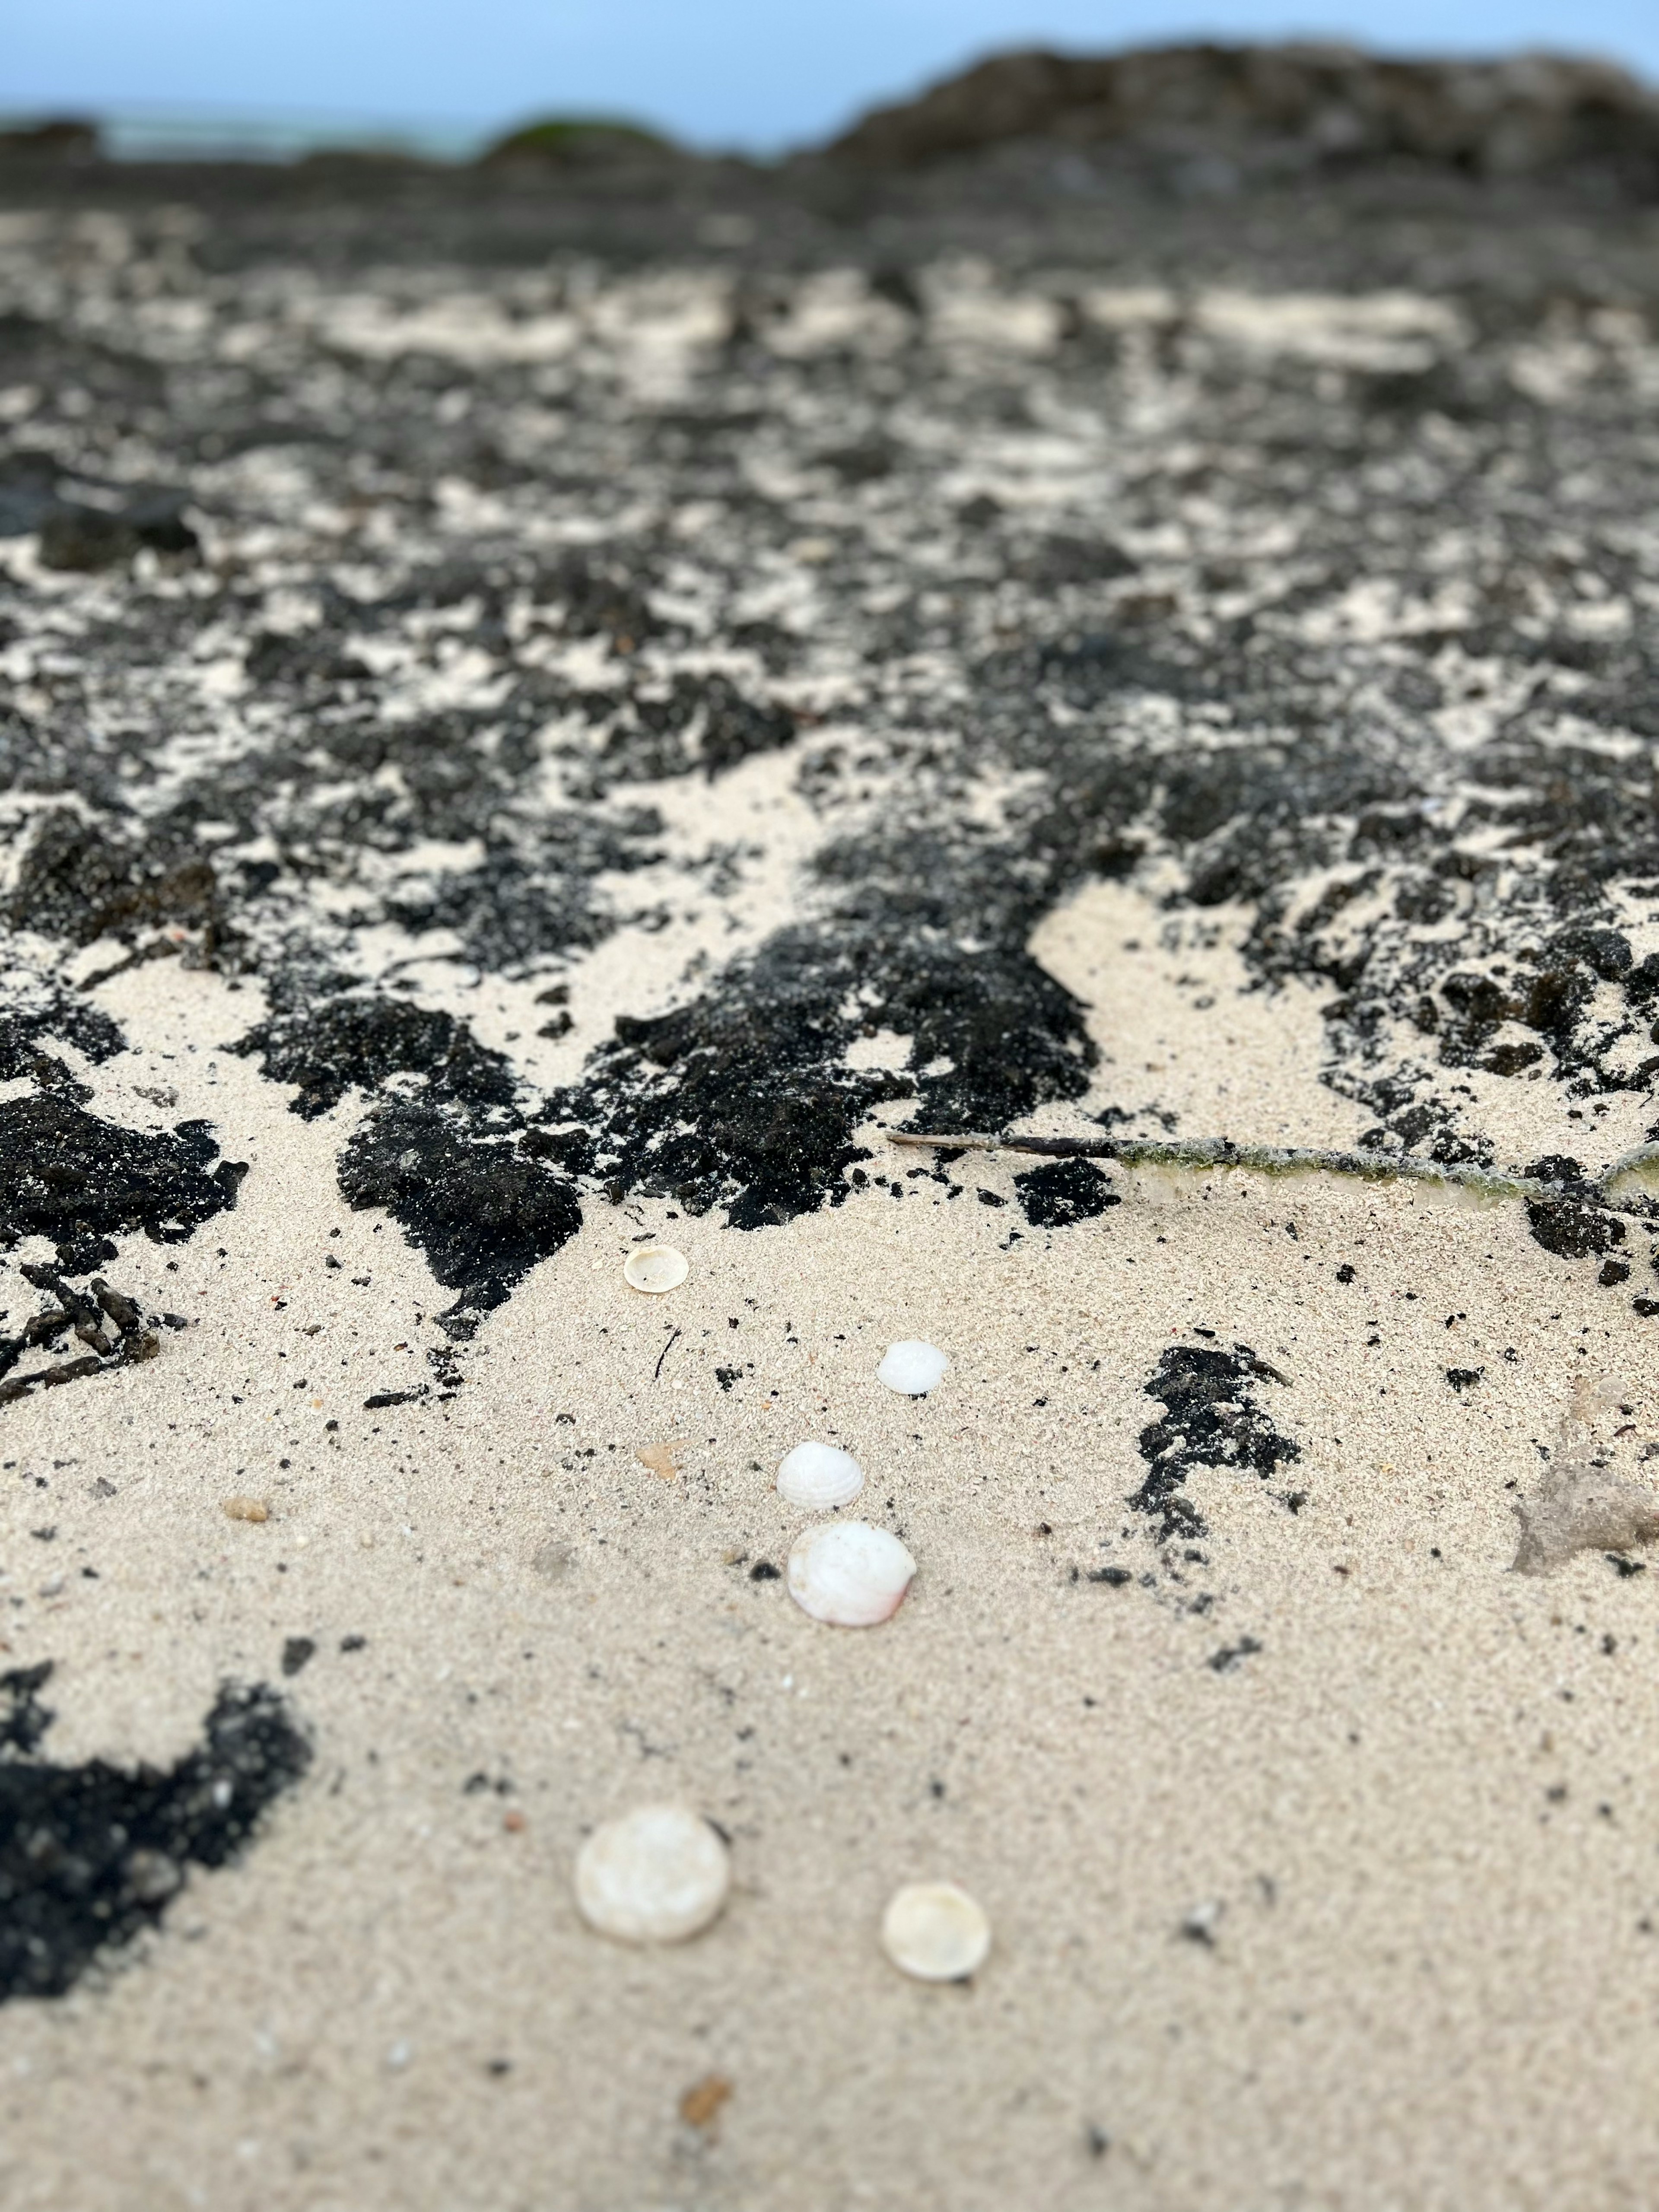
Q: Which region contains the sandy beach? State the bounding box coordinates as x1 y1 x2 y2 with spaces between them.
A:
3 105 1659 2206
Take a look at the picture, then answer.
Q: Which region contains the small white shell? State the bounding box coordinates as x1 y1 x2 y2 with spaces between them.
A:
574 1802 730 1945
881 1881 992 1981
776 1441 864 1511
787 1520 915 1627
877 1340 949 1395
623 1245 688 1294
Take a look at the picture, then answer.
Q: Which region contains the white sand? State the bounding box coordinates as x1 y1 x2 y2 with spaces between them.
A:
2 898 1656 2212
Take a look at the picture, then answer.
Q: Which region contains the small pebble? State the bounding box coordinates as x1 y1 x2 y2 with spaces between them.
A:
679 2073 733 2130
574 1802 730 1944
636 1440 685 1479
877 1340 949 1395
776 1441 864 1510
787 1520 915 1627
222 1496 270 1523
881 1881 992 1981
623 1246 688 1294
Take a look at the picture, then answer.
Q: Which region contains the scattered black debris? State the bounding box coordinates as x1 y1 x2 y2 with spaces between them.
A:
1 131 1656 1350
280 1637 316 1677
0 1269 159 1405
749 1560 780 1581
0 1663 309 2000
1207 1636 1263 1672
1446 1367 1484 1392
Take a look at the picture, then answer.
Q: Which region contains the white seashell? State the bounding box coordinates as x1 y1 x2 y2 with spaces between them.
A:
777 1441 864 1511
877 1340 949 1395
880 1881 992 1982
787 1520 915 1627
623 1245 688 1295
574 1802 730 1945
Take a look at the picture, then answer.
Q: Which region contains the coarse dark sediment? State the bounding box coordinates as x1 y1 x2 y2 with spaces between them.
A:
1 45 1658 1333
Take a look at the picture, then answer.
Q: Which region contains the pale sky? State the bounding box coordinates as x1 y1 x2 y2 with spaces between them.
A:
8 0 1657 153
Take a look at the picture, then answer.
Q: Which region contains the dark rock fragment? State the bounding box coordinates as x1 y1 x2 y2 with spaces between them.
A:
4 810 217 950
232 996 516 1121
1522 1156 1627 1261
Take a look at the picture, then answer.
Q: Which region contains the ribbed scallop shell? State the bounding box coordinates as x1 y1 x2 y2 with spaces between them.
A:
776 1441 864 1510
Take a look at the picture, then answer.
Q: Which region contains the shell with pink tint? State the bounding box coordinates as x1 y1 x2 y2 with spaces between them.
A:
786 1519 916 1627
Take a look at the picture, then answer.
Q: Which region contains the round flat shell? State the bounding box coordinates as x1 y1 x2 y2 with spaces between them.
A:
777 1441 865 1510
574 1802 730 1944
623 1245 689 1294
881 1881 992 1981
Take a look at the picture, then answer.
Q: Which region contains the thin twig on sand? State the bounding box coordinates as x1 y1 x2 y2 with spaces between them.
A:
887 1129 1659 1217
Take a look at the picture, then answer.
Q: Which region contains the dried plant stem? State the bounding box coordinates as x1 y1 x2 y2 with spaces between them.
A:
887 1129 1659 1217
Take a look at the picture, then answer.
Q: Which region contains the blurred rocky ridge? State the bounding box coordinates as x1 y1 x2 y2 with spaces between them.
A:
826 43 1659 195
4 41 1657 204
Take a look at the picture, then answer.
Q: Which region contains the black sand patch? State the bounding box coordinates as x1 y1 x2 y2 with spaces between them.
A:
0 1664 310 2001
1015 1158 1120 1228
1 142 1657 1326
1132 1345 1300 1542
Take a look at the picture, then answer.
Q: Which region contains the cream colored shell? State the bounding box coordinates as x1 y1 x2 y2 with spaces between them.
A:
880 1881 992 1981
574 1802 730 1944
623 1245 689 1294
